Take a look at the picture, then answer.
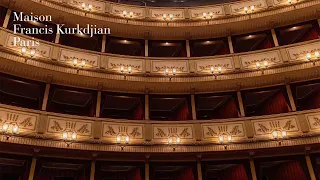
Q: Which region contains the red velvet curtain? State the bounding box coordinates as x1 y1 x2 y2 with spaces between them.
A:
267 161 308 180
173 167 195 180
257 92 290 115
168 102 191 121
132 103 144 120
127 168 142 180
300 28 320 42
219 165 249 180
218 98 240 119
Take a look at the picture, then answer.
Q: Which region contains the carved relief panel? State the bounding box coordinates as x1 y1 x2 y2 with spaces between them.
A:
152 124 194 143
239 50 282 69
151 60 189 73
111 4 145 18
201 121 246 139
102 123 144 139
306 112 320 131
68 0 106 12
47 117 93 137
107 57 144 72
190 6 225 19
252 116 300 137
286 41 320 61
59 49 100 68
230 0 267 14
0 108 38 132
195 57 235 73
150 9 185 20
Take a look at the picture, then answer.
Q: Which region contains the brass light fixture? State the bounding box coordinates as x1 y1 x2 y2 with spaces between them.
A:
271 130 287 145
210 66 222 79
306 51 319 65
62 130 77 147
1 122 19 140
168 135 181 151
21 47 36 62
73 58 86 73
116 134 130 150
165 67 177 81
256 60 269 74
120 65 132 79
218 134 232 150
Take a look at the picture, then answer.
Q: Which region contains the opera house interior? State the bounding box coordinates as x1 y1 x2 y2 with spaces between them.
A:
0 0 320 179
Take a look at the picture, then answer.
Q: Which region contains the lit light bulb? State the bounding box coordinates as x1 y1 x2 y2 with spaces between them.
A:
165 68 169 75
81 59 86 67
21 47 27 55
120 65 124 73
129 11 133 17
88 4 92 11
81 2 86 9
256 62 261 68
30 49 36 57
62 132 68 140
203 12 207 18
306 53 311 60
128 66 132 73
71 132 77 140
217 66 222 73
163 14 167 20
315 51 320 58
116 135 121 143
169 14 173 20
168 137 173 145
218 135 224 143
272 131 278 138
210 66 215 73
288 0 292 4
2 123 9 132
176 137 181 144
125 136 130 144
250 5 254 11
281 131 287 138
209 12 213 18
172 68 177 75
12 124 18 134
123 10 127 17
73 59 78 66
244 7 248 13
263 60 268 67
227 135 232 142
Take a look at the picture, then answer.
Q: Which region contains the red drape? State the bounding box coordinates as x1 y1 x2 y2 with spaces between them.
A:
132 103 144 120
218 98 240 119
257 92 290 115
168 102 191 121
219 165 249 180
300 28 320 42
267 161 308 180
173 167 195 180
127 168 142 180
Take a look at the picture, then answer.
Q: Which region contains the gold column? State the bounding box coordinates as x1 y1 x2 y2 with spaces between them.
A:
285 83 296 111
236 89 245 117
145 89 149 120
191 94 197 120
306 155 316 180
96 91 101 117
90 161 96 180
197 160 203 180
271 29 279 47
41 83 51 111
228 36 234 53
28 157 37 180
250 160 258 180
145 161 150 180
55 33 60 44
145 40 149 57
186 40 191 57
2 9 11 28
101 35 107 53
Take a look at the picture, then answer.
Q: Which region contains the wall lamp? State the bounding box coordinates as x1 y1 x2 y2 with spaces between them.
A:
163 14 173 21
210 66 222 79
165 67 177 81
218 134 232 150
62 130 77 147
73 58 86 73
120 65 132 79
272 130 287 145
81 3 93 11
168 135 181 151
244 5 254 14
203 12 214 19
306 51 319 65
116 134 130 150
1 122 19 140
21 47 36 62
256 60 269 74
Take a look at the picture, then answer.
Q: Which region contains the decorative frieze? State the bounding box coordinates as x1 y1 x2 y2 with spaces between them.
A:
190 6 225 19
59 49 100 67
152 124 194 140
47 117 93 136
195 57 234 73
201 122 246 139
68 0 105 12
286 41 320 61
0 108 38 132
107 57 144 72
306 113 320 131
229 0 267 14
239 50 282 69
150 9 184 20
110 4 145 18
102 123 144 139
5 34 52 58
151 60 189 73
252 116 300 136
